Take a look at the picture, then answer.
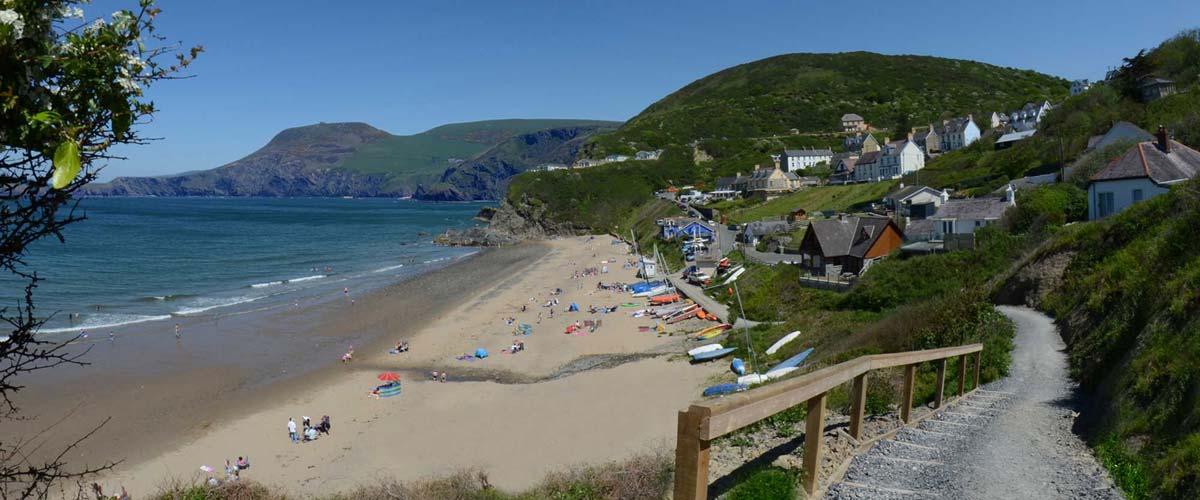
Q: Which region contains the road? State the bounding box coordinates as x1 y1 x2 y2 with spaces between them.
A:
825 306 1123 499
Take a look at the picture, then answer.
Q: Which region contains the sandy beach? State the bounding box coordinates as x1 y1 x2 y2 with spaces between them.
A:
9 236 723 497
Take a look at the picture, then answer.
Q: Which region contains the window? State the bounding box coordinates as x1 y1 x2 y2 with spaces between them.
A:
1097 192 1115 218
1132 189 1143 202
941 220 955 235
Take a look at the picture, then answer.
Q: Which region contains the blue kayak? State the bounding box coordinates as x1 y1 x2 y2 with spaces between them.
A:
767 347 814 373
691 347 737 362
703 383 749 397
730 358 746 375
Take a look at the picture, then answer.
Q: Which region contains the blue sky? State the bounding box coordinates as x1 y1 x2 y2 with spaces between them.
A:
93 0 1200 180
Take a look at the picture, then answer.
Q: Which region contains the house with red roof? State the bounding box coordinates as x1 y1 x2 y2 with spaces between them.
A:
1087 127 1200 220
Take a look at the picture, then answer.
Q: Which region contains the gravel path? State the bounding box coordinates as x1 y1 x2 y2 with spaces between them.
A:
824 306 1122 499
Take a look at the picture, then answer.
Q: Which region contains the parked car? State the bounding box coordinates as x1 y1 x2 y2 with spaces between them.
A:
688 273 711 285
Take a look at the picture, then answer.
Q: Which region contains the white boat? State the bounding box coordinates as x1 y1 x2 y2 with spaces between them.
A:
765 331 801 355
737 367 798 385
722 267 746 285
632 285 670 298
687 343 724 357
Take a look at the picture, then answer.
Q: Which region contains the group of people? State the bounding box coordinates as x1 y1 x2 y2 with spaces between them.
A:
391 341 409 353
509 340 526 353
287 415 331 443
429 371 448 382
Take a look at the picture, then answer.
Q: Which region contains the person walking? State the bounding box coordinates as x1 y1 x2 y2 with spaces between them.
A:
287 418 298 444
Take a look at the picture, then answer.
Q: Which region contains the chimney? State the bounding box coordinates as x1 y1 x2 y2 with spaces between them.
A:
1157 125 1170 153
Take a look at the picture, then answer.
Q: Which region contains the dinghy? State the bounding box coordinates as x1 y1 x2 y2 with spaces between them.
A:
632 285 670 298
765 331 801 355
766 347 813 373
691 323 732 341
722 267 746 285
691 346 737 362
687 343 723 357
737 367 798 385
667 308 702 324
703 383 749 397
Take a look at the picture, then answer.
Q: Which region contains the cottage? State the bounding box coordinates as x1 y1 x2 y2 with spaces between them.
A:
1007 101 1053 130
742 221 794 246
574 158 606 168
851 140 925 182
841 113 866 132
1087 127 1200 220
604 154 631 163
634 149 664 161
885 185 947 219
828 155 859 185
908 125 940 156
936 115 980 151
1070 79 1092 96
1138 77 1176 102
930 186 1015 238
781 148 834 172
989 112 1008 129
798 216 904 276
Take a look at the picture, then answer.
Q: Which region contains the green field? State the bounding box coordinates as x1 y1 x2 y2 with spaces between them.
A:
722 182 898 223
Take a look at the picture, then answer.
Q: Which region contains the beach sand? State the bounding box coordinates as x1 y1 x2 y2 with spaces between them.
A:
13 237 723 496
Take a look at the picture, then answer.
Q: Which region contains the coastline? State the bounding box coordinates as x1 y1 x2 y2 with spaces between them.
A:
1 244 542 480
69 236 717 496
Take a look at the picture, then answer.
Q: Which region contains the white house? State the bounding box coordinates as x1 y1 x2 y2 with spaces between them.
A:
1008 101 1053 130
886 185 947 218
845 140 925 182
534 163 568 171
1070 79 1091 96
937 115 981 151
780 148 834 172
931 186 1016 238
841 113 866 132
1087 128 1200 220
635 149 663 160
605 154 631 163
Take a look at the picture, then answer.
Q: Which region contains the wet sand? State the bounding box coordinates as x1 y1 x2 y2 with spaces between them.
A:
5 237 723 496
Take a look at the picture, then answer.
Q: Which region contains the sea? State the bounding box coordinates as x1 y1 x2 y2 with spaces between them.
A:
1 198 488 335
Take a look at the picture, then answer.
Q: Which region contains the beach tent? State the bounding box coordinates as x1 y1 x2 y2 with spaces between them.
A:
475 348 489 358
377 382 402 398
568 302 579 312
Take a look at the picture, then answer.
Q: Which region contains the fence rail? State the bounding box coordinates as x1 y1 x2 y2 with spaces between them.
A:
674 343 984 499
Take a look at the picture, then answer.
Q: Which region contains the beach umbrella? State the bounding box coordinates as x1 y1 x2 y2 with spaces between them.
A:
377 372 401 382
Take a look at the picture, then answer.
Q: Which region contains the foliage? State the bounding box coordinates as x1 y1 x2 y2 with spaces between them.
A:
1005 183 1087 234
586 52 1067 154
726 182 896 223
726 467 797 500
1038 178 1200 500
0 1 198 497
1095 435 1150 500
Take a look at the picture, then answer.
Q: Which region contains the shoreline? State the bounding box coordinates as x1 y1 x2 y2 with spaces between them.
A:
1 243 544 479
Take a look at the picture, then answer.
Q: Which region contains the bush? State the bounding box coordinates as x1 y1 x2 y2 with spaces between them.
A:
1006 183 1087 234
727 467 797 500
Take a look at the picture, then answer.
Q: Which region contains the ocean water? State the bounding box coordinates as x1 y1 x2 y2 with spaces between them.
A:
1 198 487 334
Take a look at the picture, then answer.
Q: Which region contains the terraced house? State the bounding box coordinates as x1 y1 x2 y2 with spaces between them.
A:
831 138 924 184
936 115 980 151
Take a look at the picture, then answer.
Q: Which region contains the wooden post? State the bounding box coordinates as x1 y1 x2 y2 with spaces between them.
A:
803 393 827 496
974 351 982 391
957 354 967 396
934 358 947 409
901 364 915 424
673 409 710 500
849 373 867 440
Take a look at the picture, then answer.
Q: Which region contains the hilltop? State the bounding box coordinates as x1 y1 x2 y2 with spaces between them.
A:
84 119 619 197
585 51 1068 156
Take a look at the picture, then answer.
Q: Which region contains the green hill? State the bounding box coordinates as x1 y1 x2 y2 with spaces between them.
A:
586 51 1068 155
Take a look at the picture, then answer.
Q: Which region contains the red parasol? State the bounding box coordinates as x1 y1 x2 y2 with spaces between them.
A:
377 372 401 382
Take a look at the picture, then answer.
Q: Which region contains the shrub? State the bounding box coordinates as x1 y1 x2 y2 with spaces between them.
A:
727 467 797 500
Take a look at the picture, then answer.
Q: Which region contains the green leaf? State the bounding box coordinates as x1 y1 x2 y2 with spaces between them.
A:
51 141 81 189
112 112 131 140
31 110 62 125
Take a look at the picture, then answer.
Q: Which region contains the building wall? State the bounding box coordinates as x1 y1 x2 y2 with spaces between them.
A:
864 225 904 259
1087 177 1168 220
783 154 832 172
899 143 925 174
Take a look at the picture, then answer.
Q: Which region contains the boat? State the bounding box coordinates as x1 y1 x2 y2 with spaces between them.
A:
628 281 665 293
667 308 701 324
765 331 801 355
687 343 724 357
766 347 814 373
650 293 681 304
660 303 698 319
691 346 737 362
632 285 670 298
690 323 732 340
722 267 746 285
737 367 798 385
731 358 746 375
655 301 695 316
703 383 749 397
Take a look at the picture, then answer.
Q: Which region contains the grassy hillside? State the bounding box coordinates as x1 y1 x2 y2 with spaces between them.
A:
340 119 620 188
586 51 1068 155
1016 181 1200 500
718 181 897 223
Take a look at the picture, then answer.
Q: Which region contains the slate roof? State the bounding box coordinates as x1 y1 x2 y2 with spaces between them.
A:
806 216 899 259
904 219 937 240
784 149 834 157
939 117 974 135
889 185 941 202
842 113 864 122
932 197 1011 221
745 221 794 236
1089 121 1152 152
996 129 1037 144
1091 140 1200 185
856 151 881 166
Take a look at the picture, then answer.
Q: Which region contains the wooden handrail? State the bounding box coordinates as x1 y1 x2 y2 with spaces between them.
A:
674 343 983 499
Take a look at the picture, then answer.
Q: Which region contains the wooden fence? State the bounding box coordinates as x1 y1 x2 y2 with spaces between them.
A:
674 343 984 499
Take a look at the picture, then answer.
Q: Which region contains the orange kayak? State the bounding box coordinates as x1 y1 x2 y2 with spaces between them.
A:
650 293 681 304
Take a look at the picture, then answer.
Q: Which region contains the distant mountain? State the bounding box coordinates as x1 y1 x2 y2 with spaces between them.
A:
412 123 618 201
84 119 620 197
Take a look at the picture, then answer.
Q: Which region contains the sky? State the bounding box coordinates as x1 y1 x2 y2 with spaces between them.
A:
90 0 1200 180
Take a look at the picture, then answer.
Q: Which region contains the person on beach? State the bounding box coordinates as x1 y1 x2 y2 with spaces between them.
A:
288 418 298 444
440 372 447 383
174 323 180 339
304 426 318 442
108 331 114 342
430 370 440 381
302 416 311 429
237 456 249 470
